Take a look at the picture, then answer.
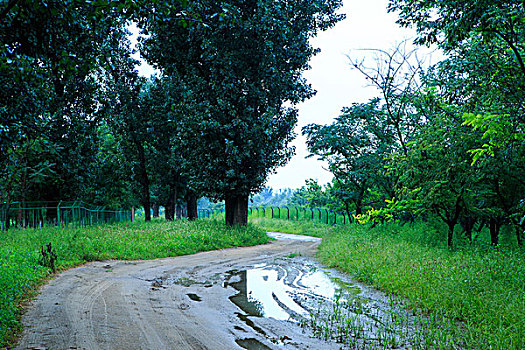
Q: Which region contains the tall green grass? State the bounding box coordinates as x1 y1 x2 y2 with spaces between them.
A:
317 222 525 349
0 219 268 347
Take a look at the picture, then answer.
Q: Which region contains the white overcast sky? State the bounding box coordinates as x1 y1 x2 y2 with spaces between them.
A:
131 0 427 191
266 0 420 190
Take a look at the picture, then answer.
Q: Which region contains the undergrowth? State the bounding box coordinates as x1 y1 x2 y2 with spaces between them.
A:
0 219 268 347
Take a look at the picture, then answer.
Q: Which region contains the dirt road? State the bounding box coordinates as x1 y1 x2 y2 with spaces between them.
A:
15 232 354 350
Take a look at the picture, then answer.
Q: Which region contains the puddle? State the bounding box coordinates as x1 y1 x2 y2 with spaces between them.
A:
224 260 361 321
223 259 429 348
235 312 267 336
187 293 202 302
235 338 272 350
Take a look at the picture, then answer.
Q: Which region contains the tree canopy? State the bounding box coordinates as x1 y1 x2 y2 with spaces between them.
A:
1 0 344 226
302 0 525 247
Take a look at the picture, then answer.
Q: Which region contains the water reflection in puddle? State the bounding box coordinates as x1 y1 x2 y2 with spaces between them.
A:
187 293 202 302
235 338 272 350
224 261 360 321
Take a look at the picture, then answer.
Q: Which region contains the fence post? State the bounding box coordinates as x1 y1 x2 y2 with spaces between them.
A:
0 203 5 231
325 209 329 224
57 201 62 227
72 202 76 227
100 206 105 224
277 207 281 219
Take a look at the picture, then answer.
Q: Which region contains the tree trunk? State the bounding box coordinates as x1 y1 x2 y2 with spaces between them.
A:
152 203 159 218
447 220 455 248
176 204 182 219
225 194 249 226
135 140 151 222
165 187 177 221
489 218 502 246
19 164 27 227
186 193 198 221
354 200 363 216
460 216 475 241
344 202 352 223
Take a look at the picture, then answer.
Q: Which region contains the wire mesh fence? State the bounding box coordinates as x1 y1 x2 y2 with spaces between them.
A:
197 206 351 225
0 201 132 231
248 206 351 225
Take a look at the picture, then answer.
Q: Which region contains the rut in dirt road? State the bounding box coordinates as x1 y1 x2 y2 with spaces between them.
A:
15 233 340 349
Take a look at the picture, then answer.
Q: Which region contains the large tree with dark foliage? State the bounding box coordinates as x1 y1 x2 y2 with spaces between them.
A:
140 0 344 225
0 0 137 207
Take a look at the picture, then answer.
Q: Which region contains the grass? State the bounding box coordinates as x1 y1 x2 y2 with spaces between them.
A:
0 218 269 347
316 222 525 349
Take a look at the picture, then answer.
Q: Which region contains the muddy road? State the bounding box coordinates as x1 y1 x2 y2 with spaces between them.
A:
15 232 416 350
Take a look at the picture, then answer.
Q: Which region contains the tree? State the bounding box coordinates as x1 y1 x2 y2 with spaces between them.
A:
347 42 428 156
287 180 334 209
304 99 396 218
0 1 137 207
140 0 345 225
397 107 481 247
388 0 525 245
389 0 525 76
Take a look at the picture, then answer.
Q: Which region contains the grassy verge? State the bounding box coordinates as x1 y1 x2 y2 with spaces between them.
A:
0 219 269 347
318 222 525 349
251 218 525 348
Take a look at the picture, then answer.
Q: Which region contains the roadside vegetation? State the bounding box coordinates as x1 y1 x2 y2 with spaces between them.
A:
251 217 525 349
0 219 268 347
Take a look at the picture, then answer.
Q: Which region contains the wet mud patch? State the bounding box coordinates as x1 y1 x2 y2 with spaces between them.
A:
236 337 272 350
223 259 361 321
224 257 426 349
15 232 433 350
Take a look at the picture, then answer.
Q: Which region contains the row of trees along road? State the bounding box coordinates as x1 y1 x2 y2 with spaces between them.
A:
0 0 344 225
304 0 525 247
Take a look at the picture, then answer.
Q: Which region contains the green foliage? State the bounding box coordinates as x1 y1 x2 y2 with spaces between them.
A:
140 0 345 222
303 99 396 216
0 219 268 346
462 113 525 164
249 187 295 207
0 0 139 207
354 197 423 224
304 1 525 247
288 179 333 208
1 0 347 225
